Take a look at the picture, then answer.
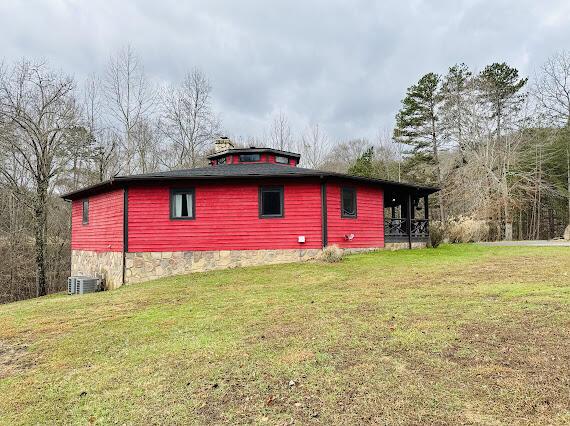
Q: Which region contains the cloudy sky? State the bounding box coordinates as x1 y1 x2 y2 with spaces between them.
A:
1 0 569 142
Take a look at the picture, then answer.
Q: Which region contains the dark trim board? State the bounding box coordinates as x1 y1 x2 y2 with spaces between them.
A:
122 187 128 285
123 188 129 253
407 193 413 249
321 181 328 247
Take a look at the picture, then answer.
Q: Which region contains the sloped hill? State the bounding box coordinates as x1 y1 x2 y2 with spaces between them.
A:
1 245 569 425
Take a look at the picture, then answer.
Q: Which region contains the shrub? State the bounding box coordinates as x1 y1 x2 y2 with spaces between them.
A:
446 216 490 243
428 221 445 248
320 245 344 263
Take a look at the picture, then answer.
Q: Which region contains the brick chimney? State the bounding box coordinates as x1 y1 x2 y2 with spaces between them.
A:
214 136 235 153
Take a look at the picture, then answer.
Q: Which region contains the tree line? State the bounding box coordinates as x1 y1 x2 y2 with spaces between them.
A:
1 47 569 302
349 54 570 243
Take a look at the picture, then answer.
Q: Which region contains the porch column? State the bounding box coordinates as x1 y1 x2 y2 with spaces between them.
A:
407 192 412 249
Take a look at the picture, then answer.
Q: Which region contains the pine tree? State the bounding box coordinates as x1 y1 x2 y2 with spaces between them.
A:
394 72 444 219
440 63 472 155
477 63 528 240
477 63 528 138
348 146 376 177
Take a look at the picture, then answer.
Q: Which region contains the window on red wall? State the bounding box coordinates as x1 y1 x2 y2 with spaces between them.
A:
259 186 284 218
341 187 357 218
170 189 195 220
82 199 89 224
275 155 288 164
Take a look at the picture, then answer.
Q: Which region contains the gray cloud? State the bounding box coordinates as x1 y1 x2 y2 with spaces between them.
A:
1 0 569 142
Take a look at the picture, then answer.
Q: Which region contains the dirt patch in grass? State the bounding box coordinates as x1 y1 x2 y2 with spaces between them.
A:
443 314 570 422
0 340 33 379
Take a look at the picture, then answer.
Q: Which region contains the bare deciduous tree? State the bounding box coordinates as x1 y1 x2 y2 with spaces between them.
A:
83 75 118 182
133 118 162 173
162 69 220 168
534 51 570 127
298 123 329 169
269 112 293 151
0 60 79 296
104 45 156 174
533 51 570 224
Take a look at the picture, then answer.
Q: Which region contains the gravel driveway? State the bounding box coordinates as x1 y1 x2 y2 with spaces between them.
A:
478 240 570 247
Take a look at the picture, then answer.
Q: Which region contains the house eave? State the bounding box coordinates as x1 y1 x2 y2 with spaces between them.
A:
61 170 439 201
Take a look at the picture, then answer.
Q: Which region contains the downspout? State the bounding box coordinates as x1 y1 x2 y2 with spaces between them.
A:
122 187 128 286
321 177 328 248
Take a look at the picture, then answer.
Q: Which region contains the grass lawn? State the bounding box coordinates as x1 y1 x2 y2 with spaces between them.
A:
0 244 569 425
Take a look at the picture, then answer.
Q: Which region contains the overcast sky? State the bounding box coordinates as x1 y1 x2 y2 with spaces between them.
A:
1 0 569 143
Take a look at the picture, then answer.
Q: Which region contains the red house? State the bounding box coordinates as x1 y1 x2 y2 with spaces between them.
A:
63 138 438 289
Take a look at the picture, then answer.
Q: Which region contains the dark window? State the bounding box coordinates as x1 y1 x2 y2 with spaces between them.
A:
239 153 261 162
170 189 195 220
217 156 226 165
259 186 284 218
275 155 289 164
82 199 89 224
341 187 357 218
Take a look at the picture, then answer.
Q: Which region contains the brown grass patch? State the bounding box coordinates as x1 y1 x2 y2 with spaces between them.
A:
0 340 33 379
443 314 570 422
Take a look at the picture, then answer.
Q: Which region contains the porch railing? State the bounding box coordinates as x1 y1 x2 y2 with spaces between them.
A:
385 218 408 237
385 218 429 239
411 219 429 238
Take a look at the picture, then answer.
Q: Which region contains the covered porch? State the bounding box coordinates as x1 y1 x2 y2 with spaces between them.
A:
384 186 433 248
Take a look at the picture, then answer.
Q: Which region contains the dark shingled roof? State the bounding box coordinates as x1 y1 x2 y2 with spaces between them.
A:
61 163 439 200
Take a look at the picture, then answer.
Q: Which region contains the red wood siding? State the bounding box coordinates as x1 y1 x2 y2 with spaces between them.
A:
71 189 124 252
326 182 384 248
127 180 323 252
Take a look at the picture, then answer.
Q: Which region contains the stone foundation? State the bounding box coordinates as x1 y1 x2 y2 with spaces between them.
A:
71 250 124 290
73 243 428 289
125 248 322 284
384 242 427 250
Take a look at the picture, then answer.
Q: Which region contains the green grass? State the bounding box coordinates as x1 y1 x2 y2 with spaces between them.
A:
0 244 569 425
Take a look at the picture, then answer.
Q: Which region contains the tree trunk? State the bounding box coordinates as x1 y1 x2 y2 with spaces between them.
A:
34 179 48 297
567 145 570 225
431 116 444 221
504 221 513 241
502 171 512 240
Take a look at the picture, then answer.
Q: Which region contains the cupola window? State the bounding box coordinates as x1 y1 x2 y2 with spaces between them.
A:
239 153 261 162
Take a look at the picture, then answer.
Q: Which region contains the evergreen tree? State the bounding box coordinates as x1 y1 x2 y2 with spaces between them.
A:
477 63 528 138
394 72 445 218
348 146 375 177
440 63 473 155
477 63 528 240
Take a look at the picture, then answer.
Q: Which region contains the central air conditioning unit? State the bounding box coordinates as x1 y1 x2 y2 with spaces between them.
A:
67 276 101 295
